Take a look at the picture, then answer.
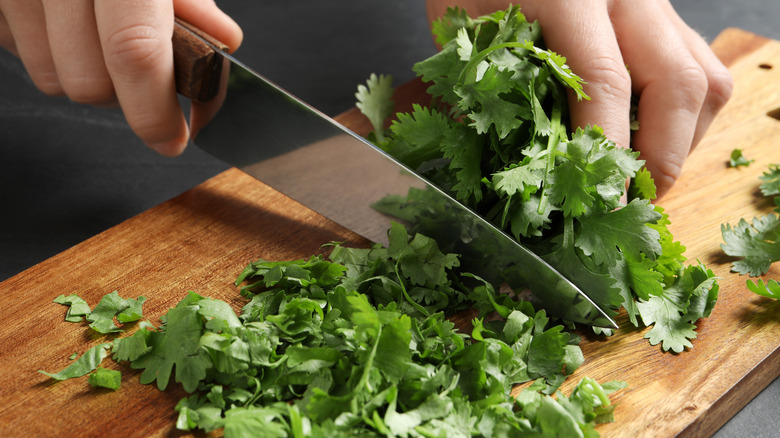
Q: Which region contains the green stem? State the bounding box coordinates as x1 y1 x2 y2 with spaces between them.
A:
457 41 532 85
537 98 564 215
394 263 431 318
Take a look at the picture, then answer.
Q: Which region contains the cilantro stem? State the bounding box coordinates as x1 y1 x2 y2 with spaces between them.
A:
456 41 532 85
354 325 382 394
562 216 575 250
394 263 431 318
537 97 564 215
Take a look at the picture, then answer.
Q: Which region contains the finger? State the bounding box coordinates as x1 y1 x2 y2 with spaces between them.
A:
0 0 61 95
41 0 116 106
0 11 18 55
95 0 188 156
523 0 633 151
173 0 243 53
611 0 708 198
660 1 733 150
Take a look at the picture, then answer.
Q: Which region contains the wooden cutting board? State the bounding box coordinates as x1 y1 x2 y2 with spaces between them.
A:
1 28 778 437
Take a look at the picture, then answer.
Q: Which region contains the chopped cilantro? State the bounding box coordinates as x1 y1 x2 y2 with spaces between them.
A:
729 148 754 167
53 294 91 323
88 367 122 390
39 343 111 380
42 223 626 436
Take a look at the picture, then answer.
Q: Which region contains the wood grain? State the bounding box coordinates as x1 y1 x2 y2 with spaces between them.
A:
1 29 778 437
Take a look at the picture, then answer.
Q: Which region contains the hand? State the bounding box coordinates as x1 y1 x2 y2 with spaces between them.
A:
426 0 733 199
0 0 242 156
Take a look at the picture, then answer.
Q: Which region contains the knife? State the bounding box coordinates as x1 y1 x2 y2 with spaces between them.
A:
171 20 618 329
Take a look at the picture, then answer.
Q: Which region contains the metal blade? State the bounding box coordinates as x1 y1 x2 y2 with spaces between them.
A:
189 47 618 329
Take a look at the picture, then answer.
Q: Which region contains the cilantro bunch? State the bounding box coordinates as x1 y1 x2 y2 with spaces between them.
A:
721 162 780 298
43 223 626 436
356 5 718 352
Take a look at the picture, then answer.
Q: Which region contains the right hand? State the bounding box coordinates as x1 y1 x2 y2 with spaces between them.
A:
0 0 243 156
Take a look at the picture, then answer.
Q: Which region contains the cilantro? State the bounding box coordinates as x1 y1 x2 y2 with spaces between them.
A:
52 291 145 333
43 223 627 436
39 343 111 380
355 73 394 142
746 279 780 299
636 263 719 353
721 162 780 302
356 4 716 351
130 298 211 392
87 291 146 333
721 214 780 276
760 163 780 196
53 294 91 322
88 367 122 390
729 148 754 168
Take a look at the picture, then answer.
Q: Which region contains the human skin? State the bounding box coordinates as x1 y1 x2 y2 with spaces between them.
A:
0 0 242 156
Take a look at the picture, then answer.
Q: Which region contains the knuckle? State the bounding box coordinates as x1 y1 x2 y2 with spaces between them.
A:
669 63 709 109
103 24 167 74
651 160 684 193
580 56 632 102
704 65 734 111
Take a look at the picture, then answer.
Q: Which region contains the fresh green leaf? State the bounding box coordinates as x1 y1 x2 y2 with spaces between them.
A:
721 214 780 276
355 73 395 141
759 163 780 196
747 279 780 299
729 148 754 168
40 343 111 380
576 198 662 267
88 367 121 390
86 291 146 333
131 301 211 392
53 294 91 323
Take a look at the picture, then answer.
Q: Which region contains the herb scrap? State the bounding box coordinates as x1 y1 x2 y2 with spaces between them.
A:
729 148 754 168
43 224 626 437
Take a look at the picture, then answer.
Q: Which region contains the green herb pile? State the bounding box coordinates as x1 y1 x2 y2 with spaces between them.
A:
722 160 780 299
42 224 626 437
356 5 718 352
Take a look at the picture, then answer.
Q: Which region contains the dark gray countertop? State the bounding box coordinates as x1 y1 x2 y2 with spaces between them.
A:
0 1 777 436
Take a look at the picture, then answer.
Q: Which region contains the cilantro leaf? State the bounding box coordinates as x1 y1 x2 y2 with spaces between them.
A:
131 301 211 392
39 342 112 380
53 294 91 323
636 264 718 353
628 167 657 201
729 148 754 168
760 164 780 196
355 73 394 141
386 104 451 169
112 322 153 362
747 279 780 299
455 64 528 138
721 214 780 276
441 122 485 203
86 291 146 333
575 198 662 267
88 367 122 390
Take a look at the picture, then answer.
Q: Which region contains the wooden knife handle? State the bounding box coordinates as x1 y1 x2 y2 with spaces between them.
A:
172 18 227 103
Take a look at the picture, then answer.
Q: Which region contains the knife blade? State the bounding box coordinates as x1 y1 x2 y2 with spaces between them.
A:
172 20 618 329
